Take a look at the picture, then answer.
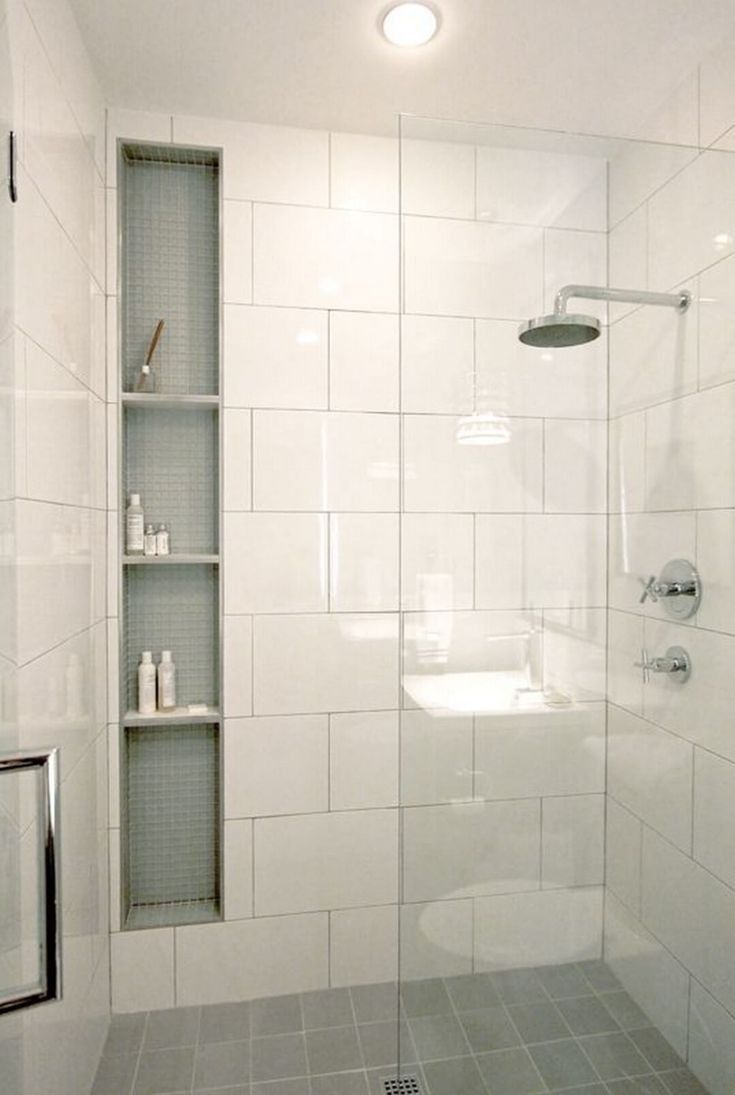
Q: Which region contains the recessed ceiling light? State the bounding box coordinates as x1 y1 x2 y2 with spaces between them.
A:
381 3 439 47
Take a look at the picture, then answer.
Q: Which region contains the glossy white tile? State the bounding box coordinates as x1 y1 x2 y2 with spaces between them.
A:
225 512 327 613
400 709 474 806
475 887 603 970
224 819 253 920
110 929 174 1012
330 710 399 810
223 200 253 304
606 797 642 915
225 305 328 409
330 132 398 213
541 794 604 888
693 748 735 890
543 608 606 702
225 715 328 818
223 615 253 717
401 513 474 611
223 409 252 511
331 905 398 986
401 139 475 218
609 411 646 514
329 311 399 412
699 252 735 389
544 419 606 513
400 899 473 980
329 513 398 611
401 314 474 414
697 509 735 633
688 980 735 1095
544 228 608 320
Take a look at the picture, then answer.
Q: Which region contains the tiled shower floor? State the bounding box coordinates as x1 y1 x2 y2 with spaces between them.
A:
91 962 707 1095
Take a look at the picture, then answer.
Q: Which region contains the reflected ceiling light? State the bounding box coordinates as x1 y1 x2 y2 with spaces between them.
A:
456 413 510 446
381 3 439 47
713 232 733 251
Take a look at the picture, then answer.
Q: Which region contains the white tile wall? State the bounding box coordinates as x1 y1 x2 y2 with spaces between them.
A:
330 905 398 986
329 311 399 412
224 512 327 613
329 710 399 810
541 794 604 888
400 899 473 980
224 715 328 818
475 888 603 970
224 305 328 409
400 709 474 806
329 513 399 611
330 133 398 213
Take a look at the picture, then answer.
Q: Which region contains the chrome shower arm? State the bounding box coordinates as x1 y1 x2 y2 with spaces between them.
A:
553 284 691 316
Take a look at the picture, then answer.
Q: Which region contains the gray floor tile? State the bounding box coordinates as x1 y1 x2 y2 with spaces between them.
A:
194 1087 249 1094
507 1000 570 1044
459 1006 520 1053
628 1028 684 1072
476 1046 546 1094
358 1021 416 1068
199 1002 251 1044
104 1014 147 1057
194 1040 250 1088
133 1045 195 1094
251 1034 307 1083
555 1087 608 1094
578 1032 651 1081
556 995 621 1036
305 1025 363 1074
535 963 592 1000
144 1007 200 1051
607 1076 670 1094
528 1038 599 1090
252 996 303 1036
301 988 353 1029
401 979 453 1017
491 968 548 1005
310 1071 370 1094
91 1053 139 1095
599 991 652 1032
577 960 622 993
409 1014 469 1061
443 972 501 1011
351 983 400 1024
659 1069 709 1094
252 1081 309 1095
422 1055 487 1095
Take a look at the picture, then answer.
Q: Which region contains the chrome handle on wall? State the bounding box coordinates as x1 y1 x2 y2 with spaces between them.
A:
0 747 62 1014
635 646 691 684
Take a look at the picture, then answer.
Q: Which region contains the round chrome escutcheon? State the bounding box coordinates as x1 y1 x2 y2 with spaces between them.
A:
660 558 701 620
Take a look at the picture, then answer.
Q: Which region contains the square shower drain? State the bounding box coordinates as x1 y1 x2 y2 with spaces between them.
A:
383 1077 422 1095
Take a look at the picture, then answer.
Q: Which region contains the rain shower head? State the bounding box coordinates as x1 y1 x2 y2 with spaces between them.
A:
518 284 691 350
518 313 600 348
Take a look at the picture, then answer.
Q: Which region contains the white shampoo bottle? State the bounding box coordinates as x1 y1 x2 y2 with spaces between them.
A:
126 493 145 555
157 650 176 711
138 651 156 715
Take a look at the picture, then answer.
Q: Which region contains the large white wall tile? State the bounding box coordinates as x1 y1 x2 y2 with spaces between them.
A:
331 905 398 986
608 205 648 322
401 139 475 218
329 513 398 611
544 419 606 513
608 705 693 852
700 253 735 390
401 315 474 414
253 613 399 714
608 611 644 716
603 892 689 1058
400 709 473 806
608 141 697 230
476 146 606 230
606 797 642 915
223 200 252 304
110 929 174 1012
697 510 735 634
330 710 398 811
223 615 252 717
175 913 328 1005
224 819 253 920
223 409 252 511
689 980 735 1095
253 205 398 312
253 410 399 512
476 887 603 970
329 312 399 412
648 152 735 288
402 800 540 903
541 794 604 888
643 617 735 762
225 512 327 613
404 217 543 319
641 827 735 1017
330 133 398 213
475 514 606 609
400 899 473 980
475 704 605 799
401 513 474 611
476 319 607 420
225 715 328 818
699 34 735 148
609 412 646 514
693 748 735 890
404 414 543 513
225 305 328 409
543 608 606 702
174 115 329 205
254 809 398 915
609 285 697 416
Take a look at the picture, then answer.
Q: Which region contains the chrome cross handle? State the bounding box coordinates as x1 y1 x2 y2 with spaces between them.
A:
637 559 701 620
639 576 697 604
635 646 691 684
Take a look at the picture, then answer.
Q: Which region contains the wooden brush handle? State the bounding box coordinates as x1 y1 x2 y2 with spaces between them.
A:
145 319 165 367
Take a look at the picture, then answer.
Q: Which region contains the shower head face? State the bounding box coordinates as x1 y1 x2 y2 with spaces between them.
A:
518 312 601 348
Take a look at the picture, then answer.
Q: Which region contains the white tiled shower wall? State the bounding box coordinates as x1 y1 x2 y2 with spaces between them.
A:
107 110 609 1010
604 38 735 1095
0 1 108 1094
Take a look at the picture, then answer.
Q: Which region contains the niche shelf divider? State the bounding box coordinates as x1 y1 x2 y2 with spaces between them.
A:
117 141 223 932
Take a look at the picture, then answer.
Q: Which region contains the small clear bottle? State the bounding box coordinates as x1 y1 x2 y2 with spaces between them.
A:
157 650 176 711
156 523 170 556
144 523 157 556
126 493 145 555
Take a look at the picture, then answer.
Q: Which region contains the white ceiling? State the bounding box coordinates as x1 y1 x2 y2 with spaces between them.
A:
69 0 735 139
